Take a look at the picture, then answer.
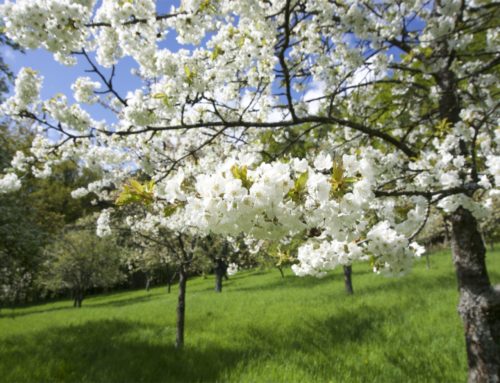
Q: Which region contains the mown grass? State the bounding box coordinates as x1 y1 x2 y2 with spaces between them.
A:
1 247 499 383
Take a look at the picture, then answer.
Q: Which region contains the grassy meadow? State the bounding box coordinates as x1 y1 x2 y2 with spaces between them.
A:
1 247 499 383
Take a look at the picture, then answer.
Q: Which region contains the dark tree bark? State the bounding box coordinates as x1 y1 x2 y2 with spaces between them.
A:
277 266 285 279
78 290 84 307
343 265 353 295
425 253 431 270
175 266 187 349
167 271 177 294
214 258 227 293
73 289 83 308
433 43 500 378
450 207 500 382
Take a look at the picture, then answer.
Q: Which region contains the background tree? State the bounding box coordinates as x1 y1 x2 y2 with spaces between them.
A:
40 222 125 308
0 126 99 305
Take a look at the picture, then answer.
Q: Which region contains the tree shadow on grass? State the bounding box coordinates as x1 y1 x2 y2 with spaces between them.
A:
88 293 165 309
228 273 339 293
1 305 74 319
241 305 384 354
0 319 247 383
0 310 388 383
0 294 460 383
2 293 165 319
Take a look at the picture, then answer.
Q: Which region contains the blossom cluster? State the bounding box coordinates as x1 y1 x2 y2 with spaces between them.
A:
0 0 498 280
0 173 22 194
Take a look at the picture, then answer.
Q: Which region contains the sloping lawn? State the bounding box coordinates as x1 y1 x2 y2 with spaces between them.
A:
1 247 499 382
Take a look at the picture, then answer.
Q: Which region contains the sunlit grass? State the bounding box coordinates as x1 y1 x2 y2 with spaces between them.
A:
1 247 499 382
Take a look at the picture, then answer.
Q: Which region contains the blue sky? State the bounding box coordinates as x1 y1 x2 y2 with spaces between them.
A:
1 0 180 123
1 1 424 124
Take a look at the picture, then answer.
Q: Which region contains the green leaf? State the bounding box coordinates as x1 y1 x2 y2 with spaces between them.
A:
231 164 253 190
164 201 186 217
198 0 216 13
153 94 171 107
184 65 196 85
164 204 179 217
129 179 144 193
287 172 308 203
435 118 452 138
115 179 155 206
211 45 225 61
118 0 133 6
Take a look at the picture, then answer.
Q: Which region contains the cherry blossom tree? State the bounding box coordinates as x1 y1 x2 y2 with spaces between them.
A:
0 0 499 380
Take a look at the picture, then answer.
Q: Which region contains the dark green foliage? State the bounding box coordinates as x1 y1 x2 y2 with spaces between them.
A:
0 127 99 304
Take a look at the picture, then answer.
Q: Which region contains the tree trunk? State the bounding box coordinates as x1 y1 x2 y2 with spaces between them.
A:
343 265 354 295
450 207 500 382
214 258 226 293
277 266 285 279
425 252 431 270
175 266 187 349
77 291 84 308
73 289 83 308
145 274 152 292
167 272 177 294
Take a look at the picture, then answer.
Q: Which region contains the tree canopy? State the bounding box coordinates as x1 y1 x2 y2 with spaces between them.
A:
0 0 499 380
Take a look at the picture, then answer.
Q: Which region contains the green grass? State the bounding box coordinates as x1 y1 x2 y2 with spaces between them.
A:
1 248 499 383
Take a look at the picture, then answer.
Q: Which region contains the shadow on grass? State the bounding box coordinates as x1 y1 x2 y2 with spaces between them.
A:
1 319 246 383
88 293 164 308
229 273 339 293
0 278 464 383
2 293 165 319
0 307 390 383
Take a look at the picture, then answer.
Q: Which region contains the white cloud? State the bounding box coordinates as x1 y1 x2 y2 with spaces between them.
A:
304 80 326 115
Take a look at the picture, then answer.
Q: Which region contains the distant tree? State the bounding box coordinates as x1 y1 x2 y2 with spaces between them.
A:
0 126 100 305
198 235 234 293
40 223 125 308
481 195 500 252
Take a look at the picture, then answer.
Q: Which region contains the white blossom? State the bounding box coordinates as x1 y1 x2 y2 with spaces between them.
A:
0 173 22 194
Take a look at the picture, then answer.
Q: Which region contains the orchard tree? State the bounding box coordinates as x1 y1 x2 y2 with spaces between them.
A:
0 1 499 380
199 235 230 293
40 222 125 307
126 244 168 291
199 234 254 292
111 191 205 349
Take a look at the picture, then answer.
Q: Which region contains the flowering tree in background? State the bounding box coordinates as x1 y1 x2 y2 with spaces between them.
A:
40 221 126 308
0 0 499 380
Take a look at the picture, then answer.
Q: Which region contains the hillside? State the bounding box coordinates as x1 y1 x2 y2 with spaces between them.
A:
1 248 499 383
